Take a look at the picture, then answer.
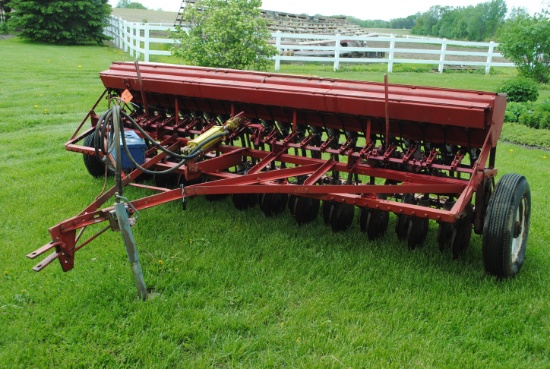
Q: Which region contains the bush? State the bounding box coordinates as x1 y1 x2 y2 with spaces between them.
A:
498 11 550 83
537 99 550 129
518 111 541 128
171 0 276 70
540 113 550 129
513 99 550 129
505 98 550 130
0 21 9 35
504 102 532 123
9 0 111 45
497 77 539 102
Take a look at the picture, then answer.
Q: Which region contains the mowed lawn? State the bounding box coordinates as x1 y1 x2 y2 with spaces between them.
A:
0 37 549 368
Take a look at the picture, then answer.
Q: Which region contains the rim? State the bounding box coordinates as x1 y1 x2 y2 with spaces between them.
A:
510 196 528 263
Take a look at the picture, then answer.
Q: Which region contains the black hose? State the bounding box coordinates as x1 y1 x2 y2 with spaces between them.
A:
94 104 229 176
121 110 189 161
120 128 228 175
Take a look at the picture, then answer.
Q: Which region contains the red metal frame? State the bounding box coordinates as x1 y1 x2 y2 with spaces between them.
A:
29 62 506 272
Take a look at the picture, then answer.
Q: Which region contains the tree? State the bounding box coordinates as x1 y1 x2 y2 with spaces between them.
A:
389 14 419 30
9 0 111 45
171 0 277 71
412 6 448 36
411 0 507 41
498 9 550 83
0 0 11 23
116 0 147 9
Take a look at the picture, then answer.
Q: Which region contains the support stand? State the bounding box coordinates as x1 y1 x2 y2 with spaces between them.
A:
113 201 148 300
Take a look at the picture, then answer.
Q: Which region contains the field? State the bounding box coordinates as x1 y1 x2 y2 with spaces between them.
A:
1 37 549 368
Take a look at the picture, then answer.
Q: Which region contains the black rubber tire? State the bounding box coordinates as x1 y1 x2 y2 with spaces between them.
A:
359 208 389 240
154 173 179 188
322 201 335 224
330 203 354 232
395 194 415 240
82 133 107 177
395 214 410 240
437 222 453 251
259 193 288 217
232 194 257 210
204 194 228 202
288 195 299 217
438 204 473 258
451 205 473 259
482 174 531 278
290 197 320 225
407 217 429 249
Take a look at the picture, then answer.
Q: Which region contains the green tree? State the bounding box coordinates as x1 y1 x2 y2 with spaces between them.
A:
465 0 507 41
9 0 111 44
116 0 147 9
412 6 448 36
171 0 276 71
389 14 419 30
411 0 506 41
0 0 11 23
498 9 550 83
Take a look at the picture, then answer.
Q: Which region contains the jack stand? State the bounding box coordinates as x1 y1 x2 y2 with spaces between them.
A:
113 201 148 300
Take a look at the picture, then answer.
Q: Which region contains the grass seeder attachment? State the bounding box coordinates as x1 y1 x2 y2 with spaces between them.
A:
29 62 531 297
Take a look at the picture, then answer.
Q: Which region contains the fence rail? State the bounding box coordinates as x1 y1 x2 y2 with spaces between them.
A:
104 16 515 74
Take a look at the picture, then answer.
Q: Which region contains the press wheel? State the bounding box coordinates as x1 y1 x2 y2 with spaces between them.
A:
438 204 473 258
232 194 257 210
259 193 288 217
330 203 354 232
322 201 335 224
359 208 389 240
289 196 320 225
395 194 416 240
407 217 429 250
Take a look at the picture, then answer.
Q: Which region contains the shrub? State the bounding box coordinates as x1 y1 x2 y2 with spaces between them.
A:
540 112 550 129
519 111 542 128
504 102 532 123
8 0 111 45
498 10 550 83
171 0 276 71
497 77 539 102
0 21 8 35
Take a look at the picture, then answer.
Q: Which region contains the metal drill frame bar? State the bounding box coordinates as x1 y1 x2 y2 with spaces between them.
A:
29 128 491 272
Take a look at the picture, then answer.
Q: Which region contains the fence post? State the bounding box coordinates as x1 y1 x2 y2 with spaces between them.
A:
129 23 135 57
485 41 495 75
438 39 447 73
116 18 124 49
334 34 341 71
124 20 129 53
135 23 141 60
387 34 396 73
275 31 281 71
111 17 115 45
144 23 150 62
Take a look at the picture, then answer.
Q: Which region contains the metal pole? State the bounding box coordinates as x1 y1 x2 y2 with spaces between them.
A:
113 201 148 300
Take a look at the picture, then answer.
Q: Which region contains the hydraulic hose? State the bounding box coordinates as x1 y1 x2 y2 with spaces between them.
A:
93 104 230 176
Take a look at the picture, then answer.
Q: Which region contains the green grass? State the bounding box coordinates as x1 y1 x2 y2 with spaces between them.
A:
1 37 549 368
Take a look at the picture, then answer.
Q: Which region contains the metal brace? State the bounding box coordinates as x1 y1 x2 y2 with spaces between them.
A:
113 199 148 300
181 184 187 210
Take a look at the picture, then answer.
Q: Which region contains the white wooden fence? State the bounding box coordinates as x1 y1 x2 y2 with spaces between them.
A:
104 16 514 74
